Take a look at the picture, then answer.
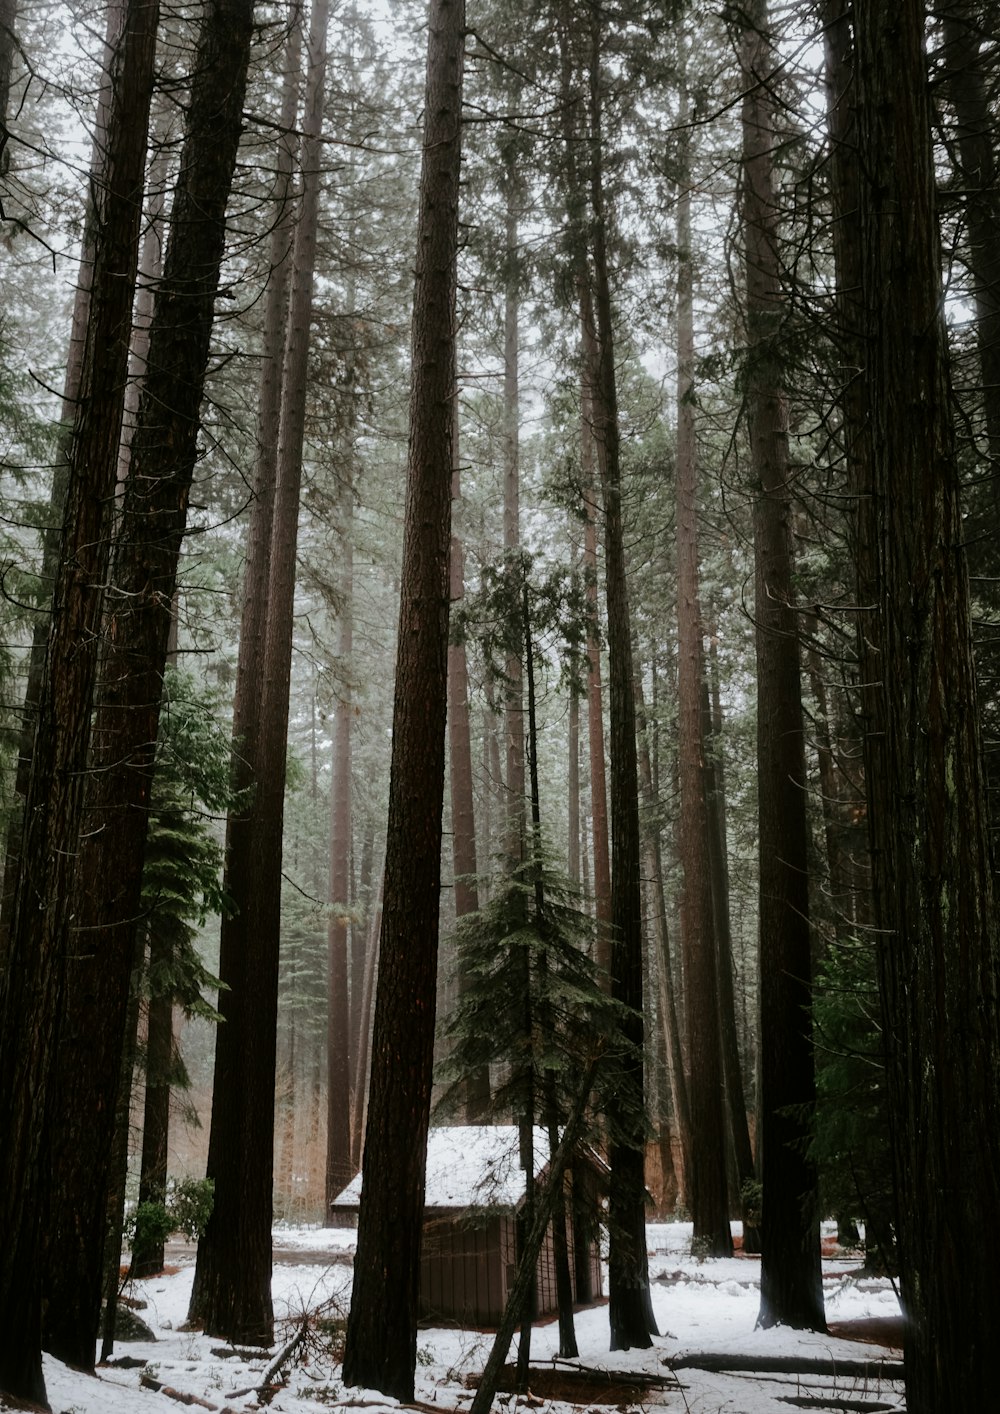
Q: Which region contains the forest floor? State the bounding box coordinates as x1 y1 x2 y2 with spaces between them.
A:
14 1222 905 1414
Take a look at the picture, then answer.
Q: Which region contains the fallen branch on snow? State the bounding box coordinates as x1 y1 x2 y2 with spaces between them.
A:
138 1371 243 1412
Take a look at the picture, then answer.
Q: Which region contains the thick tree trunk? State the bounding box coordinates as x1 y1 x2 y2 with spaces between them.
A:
855 2 1000 1407
185 0 299 1312
0 0 122 951
740 0 824 1333
341 0 463 1395
191 0 325 1345
0 0 158 1398
36 0 254 1371
587 22 655 1351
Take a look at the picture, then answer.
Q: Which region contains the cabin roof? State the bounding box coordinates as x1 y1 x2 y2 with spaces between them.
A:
331 1124 605 1212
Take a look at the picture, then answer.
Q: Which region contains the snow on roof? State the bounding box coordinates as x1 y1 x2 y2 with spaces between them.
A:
332 1124 553 1211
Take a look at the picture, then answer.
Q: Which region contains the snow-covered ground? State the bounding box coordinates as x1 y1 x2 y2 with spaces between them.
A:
24 1223 905 1414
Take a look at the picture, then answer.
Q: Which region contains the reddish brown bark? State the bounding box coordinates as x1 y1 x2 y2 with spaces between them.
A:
448 448 489 1121
673 96 732 1258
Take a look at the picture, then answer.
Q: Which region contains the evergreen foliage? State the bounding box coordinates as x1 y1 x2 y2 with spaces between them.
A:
436 842 622 1128
141 666 234 1034
811 935 894 1272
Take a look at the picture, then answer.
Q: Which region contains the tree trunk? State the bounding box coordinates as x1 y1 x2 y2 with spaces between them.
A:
0 0 121 952
99 958 144 1361
568 533 582 886
190 0 325 1345
502 153 526 865
740 0 824 1332
557 4 612 963
673 91 732 1259
855 1 1000 1406
703 679 756 1230
341 0 463 1394
327 466 355 1201
36 0 254 1371
0 0 158 1396
0 0 15 178
634 670 691 1196
185 0 299 1297
131 933 174 1278
587 18 655 1351
449 441 489 1121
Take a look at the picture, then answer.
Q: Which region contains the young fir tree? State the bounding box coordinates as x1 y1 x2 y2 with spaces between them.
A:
129 668 233 1280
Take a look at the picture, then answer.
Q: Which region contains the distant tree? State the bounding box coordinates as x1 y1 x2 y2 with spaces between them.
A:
341 0 464 1395
673 66 732 1261
448 433 489 1121
586 6 656 1350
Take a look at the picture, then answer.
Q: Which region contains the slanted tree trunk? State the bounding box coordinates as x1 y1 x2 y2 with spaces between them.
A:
341 0 464 1395
0 0 158 1397
740 0 824 1332
190 0 325 1345
469 1061 600 1414
855 1 1000 1406
586 18 655 1351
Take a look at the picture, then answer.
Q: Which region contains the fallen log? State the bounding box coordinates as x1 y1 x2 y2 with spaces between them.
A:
664 1353 903 1380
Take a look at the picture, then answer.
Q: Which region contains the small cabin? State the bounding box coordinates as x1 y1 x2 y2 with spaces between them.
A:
331 1124 605 1327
